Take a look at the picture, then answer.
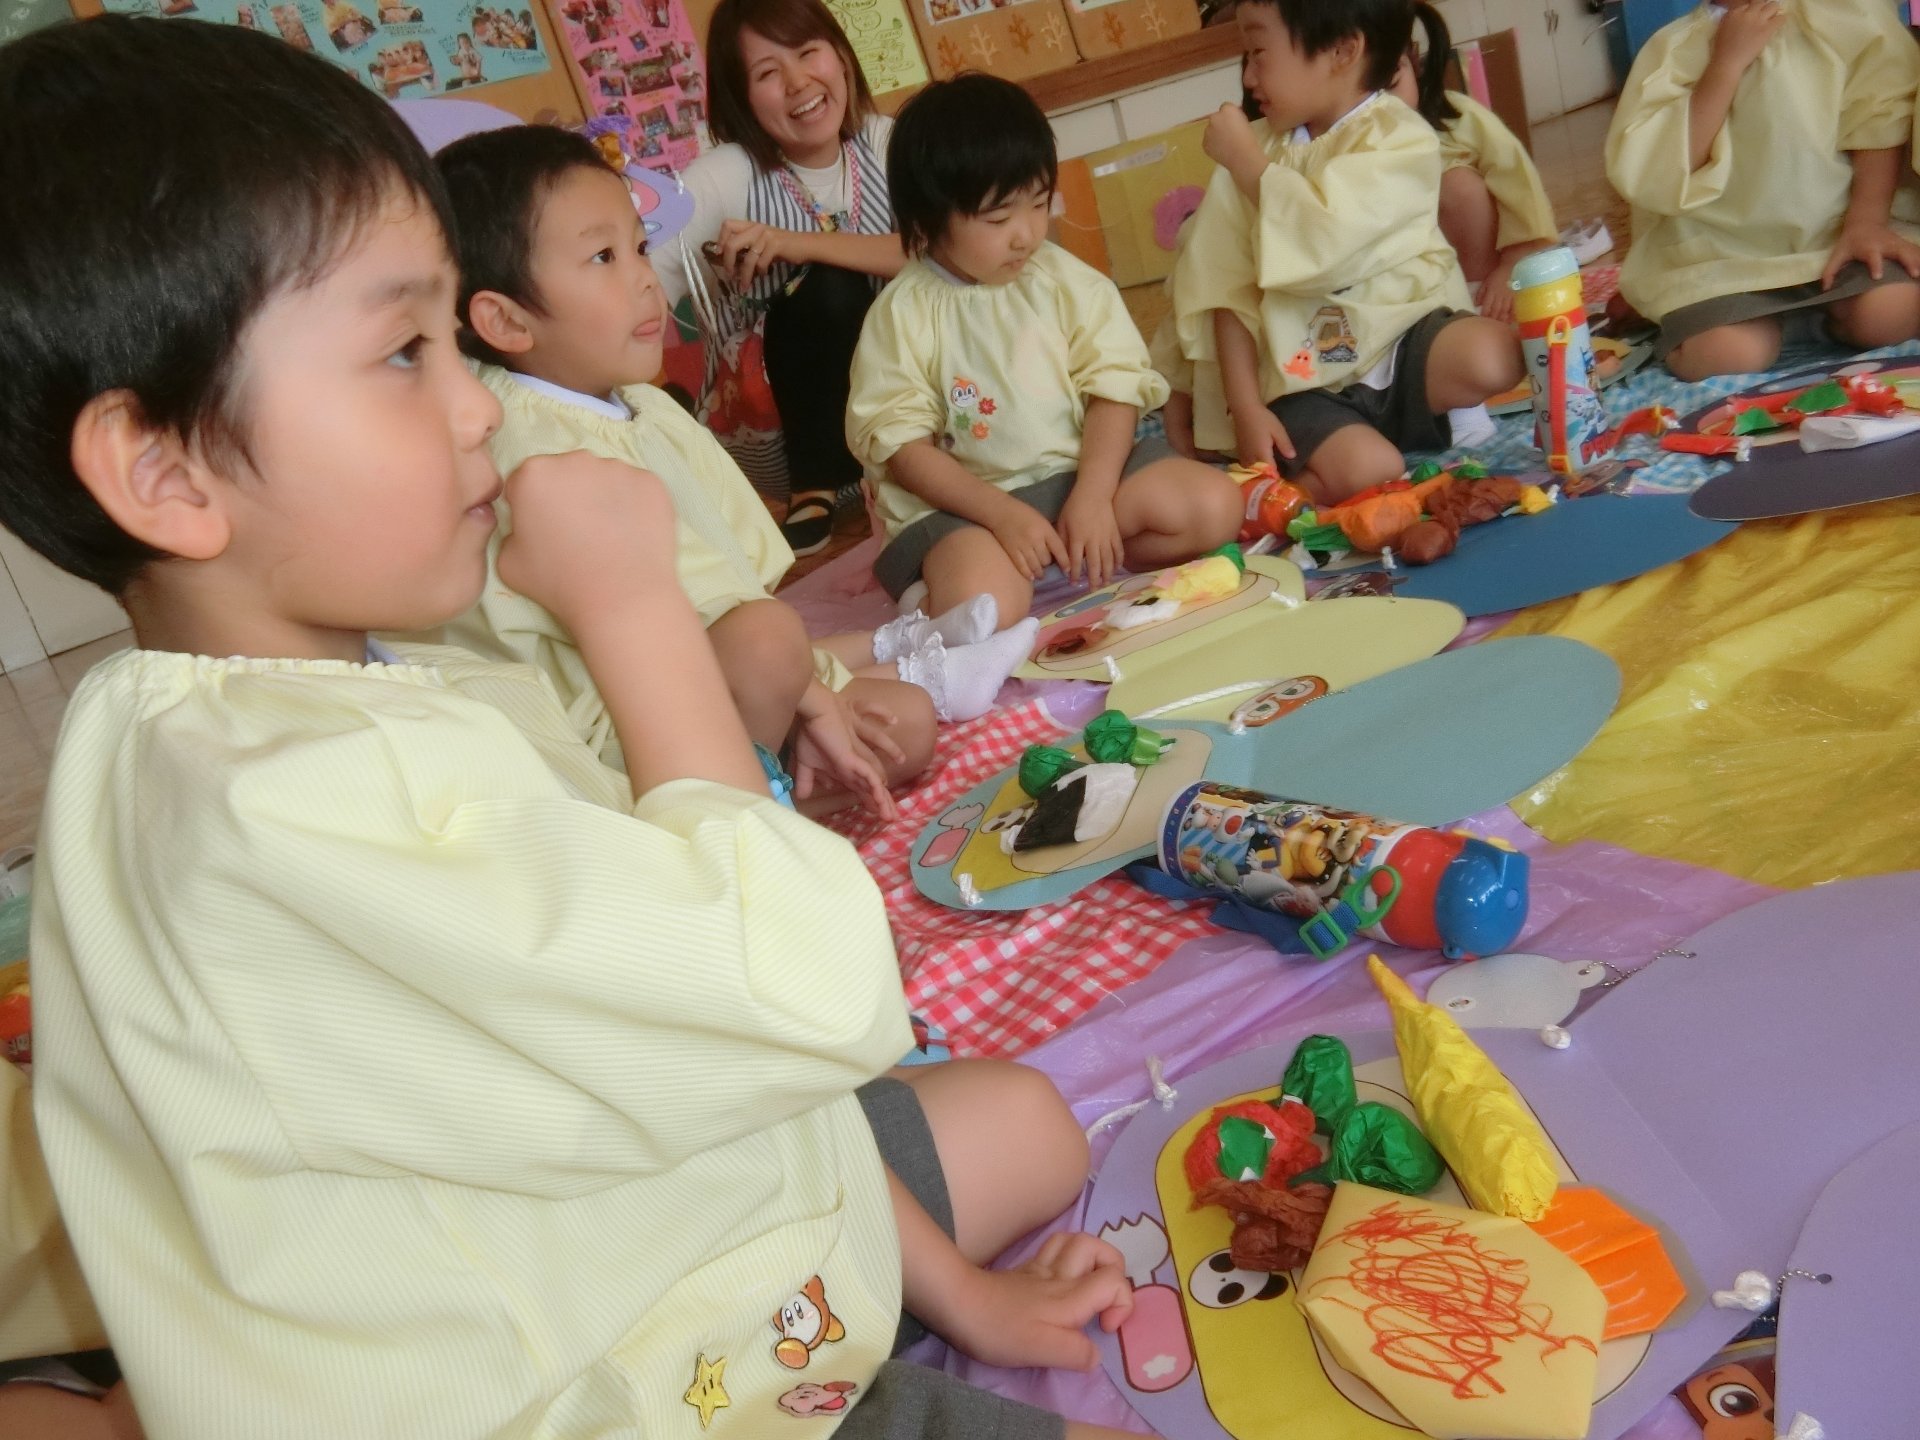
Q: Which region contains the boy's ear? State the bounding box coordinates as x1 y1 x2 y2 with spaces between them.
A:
69 391 232 563
468 289 538 357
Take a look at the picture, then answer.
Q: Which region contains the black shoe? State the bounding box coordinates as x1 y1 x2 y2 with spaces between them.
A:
782 490 836 557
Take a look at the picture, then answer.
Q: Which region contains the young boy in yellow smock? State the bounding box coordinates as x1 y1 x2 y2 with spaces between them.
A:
1174 0 1524 504
1608 0 1920 380
3 22 1142 1439
847 74 1242 629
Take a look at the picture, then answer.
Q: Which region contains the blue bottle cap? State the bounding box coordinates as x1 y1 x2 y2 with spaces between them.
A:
1510 245 1581 292
1433 842 1530 960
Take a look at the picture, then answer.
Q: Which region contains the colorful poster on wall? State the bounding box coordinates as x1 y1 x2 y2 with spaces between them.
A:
554 0 707 172
824 0 927 96
100 0 552 97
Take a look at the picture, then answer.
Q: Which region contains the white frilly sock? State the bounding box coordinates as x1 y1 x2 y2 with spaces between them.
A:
896 618 1038 722
871 594 999 664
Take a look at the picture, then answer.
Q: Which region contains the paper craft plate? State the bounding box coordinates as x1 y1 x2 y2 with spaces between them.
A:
1348 494 1733 618
1685 358 1920 521
1484 870 1920 1435
1084 1033 1733 1440
911 636 1619 911
1017 556 1307 681
1110 595 1465 724
1774 1120 1920 1439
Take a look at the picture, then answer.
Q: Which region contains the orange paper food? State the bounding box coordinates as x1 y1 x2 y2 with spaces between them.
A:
1528 1185 1687 1341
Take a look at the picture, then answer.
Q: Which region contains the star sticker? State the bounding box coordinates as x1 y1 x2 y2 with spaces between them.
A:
683 1353 730 1430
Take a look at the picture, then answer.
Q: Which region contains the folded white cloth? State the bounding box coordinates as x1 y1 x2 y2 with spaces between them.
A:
1798 413 1920 451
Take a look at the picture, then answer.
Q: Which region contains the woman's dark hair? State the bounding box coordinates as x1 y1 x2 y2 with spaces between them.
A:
706 0 874 172
438 125 619 366
0 15 454 594
1250 0 1418 93
889 73 1057 256
1406 1 1460 126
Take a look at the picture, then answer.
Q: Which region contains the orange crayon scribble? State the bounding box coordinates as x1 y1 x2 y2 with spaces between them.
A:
1311 1202 1599 1399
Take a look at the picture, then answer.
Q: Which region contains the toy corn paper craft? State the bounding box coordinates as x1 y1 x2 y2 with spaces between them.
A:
1371 955 1559 1221
1298 1183 1606 1440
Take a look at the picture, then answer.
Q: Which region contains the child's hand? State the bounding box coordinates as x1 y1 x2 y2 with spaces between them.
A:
497 451 680 627
989 499 1071 582
1708 0 1783 74
1479 255 1520 324
791 683 896 820
1822 221 1920 288
1162 391 1198 458
1231 405 1297 470
1057 488 1126 588
941 1233 1134 1371
1204 104 1268 196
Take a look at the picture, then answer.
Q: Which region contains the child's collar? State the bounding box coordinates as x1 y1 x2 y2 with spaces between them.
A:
923 254 977 287
506 370 631 421
1294 90 1383 145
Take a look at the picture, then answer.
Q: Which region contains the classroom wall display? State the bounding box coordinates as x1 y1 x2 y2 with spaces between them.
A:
555 0 708 170
96 0 554 98
1059 0 1194 62
824 0 927 100
905 0 1075 82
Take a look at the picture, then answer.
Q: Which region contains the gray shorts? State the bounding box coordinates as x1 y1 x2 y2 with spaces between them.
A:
1269 307 1468 474
844 1079 1066 1440
872 436 1178 600
1653 260 1915 360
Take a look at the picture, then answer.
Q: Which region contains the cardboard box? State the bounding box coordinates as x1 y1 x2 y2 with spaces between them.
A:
907 0 1078 81
1080 118 1213 288
1062 0 1199 61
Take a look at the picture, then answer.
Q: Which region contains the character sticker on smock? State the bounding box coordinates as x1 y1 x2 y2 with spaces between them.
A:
778 1379 859 1417
773 1276 846 1369
945 375 996 445
1310 306 1358 366
684 1353 730 1429
1227 676 1327 729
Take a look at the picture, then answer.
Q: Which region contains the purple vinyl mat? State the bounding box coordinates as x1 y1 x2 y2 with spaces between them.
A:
1683 358 1920 521
1774 1121 1920 1437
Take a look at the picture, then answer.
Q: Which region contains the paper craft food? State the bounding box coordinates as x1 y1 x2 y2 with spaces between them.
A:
1371 955 1560 1220
1299 1182 1605 1440
1528 1187 1687 1341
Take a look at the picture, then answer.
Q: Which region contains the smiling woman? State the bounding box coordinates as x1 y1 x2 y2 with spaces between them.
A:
652 0 907 555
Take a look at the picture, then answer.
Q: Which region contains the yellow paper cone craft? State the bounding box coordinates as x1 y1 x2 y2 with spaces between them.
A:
1369 954 1559 1220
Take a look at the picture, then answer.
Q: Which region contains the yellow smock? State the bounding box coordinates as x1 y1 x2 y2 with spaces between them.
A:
1170 95 1471 453
1607 0 1920 321
433 367 852 768
30 646 910 1439
846 243 1169 537
1437 91 1559 250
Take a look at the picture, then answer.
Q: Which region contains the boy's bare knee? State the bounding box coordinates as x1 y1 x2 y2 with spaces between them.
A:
1192 466 1246 549
1665 320 1780 382
712 600 811 690
1831 283 1920 350
865 677 936 783
994 1060 1089 1210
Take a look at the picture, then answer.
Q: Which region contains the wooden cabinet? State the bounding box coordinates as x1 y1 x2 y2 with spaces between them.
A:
1448 0 1616 123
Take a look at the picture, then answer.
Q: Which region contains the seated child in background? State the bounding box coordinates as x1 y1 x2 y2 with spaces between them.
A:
1 18 1139 1438
433 130 1037 806
1391 2 1559 323
846 73 1243 627
1175 0 1524 504
1608 0 1920 381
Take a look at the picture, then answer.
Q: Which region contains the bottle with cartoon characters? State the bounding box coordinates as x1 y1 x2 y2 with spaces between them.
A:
1511 246 1612 477
1156 782 1528 961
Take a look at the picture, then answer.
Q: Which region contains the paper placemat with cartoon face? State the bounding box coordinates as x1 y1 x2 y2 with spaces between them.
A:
911 636 1621 912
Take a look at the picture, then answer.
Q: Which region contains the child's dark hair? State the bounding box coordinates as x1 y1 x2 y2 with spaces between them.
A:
1250 0 1417 93
1404 2 1460 126
706 0 874 172
0 15 452 595
889 73 1057 257
437 125 620 366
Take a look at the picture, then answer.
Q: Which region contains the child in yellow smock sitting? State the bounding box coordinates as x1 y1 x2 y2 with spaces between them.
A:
1175 0 1524 504
1390 3 1559 324
847 73 1242 629
431 128 1042 805
1608 0 1920 380
1 20 1140 1439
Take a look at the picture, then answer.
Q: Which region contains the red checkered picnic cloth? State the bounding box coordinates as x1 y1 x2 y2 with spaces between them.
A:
829 698 1215 1058
1583 264 1621 312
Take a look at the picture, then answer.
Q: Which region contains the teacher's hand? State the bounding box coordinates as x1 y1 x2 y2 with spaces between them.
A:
714 219 810 291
